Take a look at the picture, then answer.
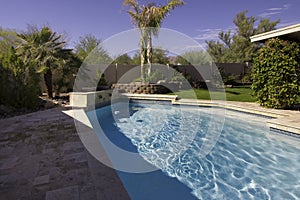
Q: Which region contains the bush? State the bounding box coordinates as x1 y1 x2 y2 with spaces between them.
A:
251 38 300 108
96 69 107 87
145 69 165 83
132 69 166 83
171 70 185 82
223 74 238 85
0 47 40 109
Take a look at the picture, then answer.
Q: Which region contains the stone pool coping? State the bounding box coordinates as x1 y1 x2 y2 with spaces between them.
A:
123 93 300 135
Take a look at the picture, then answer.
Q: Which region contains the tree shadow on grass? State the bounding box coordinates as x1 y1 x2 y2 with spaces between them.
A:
225 91 240 95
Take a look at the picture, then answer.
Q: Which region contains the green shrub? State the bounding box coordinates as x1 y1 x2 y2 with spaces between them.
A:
0 47 40 109
251 38 300 108
223 74 238 85
145 69 165 83
171 70 185 82
96 69 107 86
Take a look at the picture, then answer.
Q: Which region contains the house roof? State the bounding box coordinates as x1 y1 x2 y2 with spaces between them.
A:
250 23 300 43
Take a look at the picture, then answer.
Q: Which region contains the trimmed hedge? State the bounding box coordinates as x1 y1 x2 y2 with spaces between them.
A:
251 38 300 108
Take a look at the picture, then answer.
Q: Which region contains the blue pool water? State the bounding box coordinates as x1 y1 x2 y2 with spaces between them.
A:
88 103 300 200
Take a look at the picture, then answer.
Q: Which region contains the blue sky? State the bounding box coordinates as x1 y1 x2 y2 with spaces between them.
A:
1 0 299 48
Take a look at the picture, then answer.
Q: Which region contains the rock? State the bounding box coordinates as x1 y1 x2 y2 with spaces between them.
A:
0 104 14 114
39 98 47 108
44 100 56 109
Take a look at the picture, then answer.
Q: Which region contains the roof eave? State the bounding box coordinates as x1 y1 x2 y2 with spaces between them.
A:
250 23 300 43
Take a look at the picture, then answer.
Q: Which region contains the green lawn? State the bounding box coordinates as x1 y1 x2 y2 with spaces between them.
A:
172 87 256 102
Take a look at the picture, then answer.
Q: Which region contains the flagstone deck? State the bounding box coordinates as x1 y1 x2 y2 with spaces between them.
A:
0 107 130 200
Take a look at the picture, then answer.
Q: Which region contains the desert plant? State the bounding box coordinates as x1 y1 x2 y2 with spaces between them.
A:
16 26 73 98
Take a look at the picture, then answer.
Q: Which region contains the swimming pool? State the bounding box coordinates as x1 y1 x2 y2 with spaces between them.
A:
88 102 300 200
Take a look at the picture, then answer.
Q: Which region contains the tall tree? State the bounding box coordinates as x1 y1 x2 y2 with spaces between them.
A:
175 50 210 65
74 34 111 64
16 26 72 98
152 49 170 64
123 0 185 82
132 48 170 65
112 53 133 64
206 10 280 63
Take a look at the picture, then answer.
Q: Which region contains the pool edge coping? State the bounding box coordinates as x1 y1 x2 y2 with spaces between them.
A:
122 93 300 135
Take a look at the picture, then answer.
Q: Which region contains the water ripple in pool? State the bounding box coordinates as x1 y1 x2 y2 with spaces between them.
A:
115 104 300 200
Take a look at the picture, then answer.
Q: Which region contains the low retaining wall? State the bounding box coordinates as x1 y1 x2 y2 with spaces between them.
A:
111 83 178 94
69 90 116 108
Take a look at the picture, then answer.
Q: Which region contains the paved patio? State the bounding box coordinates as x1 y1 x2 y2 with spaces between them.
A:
0 107 130 200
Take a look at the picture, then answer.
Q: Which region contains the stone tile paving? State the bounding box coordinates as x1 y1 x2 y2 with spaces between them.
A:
0 108 130 200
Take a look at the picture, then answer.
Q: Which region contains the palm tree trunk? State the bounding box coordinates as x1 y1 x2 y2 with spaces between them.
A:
146 33 152 78
140 46 145 83
140 31 147 83
44 68 53 99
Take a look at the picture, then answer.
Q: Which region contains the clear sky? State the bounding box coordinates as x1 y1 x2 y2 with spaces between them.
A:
1 0 299 48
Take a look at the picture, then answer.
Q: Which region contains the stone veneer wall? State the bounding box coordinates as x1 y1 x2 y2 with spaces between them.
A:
112 83 172 94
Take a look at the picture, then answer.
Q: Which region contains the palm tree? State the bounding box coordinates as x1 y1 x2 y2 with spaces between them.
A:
123 0 185 82
16 27 71 98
